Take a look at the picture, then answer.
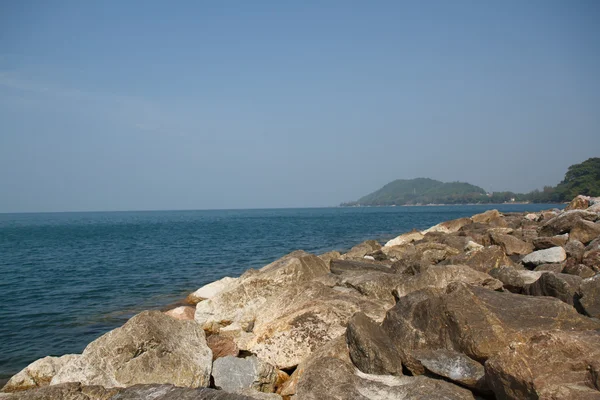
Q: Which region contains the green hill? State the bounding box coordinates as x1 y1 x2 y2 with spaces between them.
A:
342 178 487 206
341 158 600 206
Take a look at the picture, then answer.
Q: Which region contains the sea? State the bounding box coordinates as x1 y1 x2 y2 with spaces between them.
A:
0 203 562 382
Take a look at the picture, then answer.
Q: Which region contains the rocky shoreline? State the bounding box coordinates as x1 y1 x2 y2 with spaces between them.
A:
2 195 600 399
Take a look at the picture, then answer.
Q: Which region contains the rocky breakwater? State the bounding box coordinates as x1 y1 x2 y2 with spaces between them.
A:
3 195 600 400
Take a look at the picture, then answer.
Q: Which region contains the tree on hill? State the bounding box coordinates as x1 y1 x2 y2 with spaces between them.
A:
553 157 600 200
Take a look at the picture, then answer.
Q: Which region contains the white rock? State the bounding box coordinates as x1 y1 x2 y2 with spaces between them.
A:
524 213 539 221
384 231 423 247
464 241 484 252
363 255 375 261
187 277 238 304
2 355 79 392
521 246 567 266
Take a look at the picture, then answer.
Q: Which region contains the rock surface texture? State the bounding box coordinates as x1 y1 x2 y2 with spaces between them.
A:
51 311 213 388
6 195 600 400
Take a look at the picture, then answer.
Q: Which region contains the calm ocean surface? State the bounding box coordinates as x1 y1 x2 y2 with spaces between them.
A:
0 204 561 381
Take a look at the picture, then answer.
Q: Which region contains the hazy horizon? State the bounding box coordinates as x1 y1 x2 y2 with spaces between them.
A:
2 1 599 213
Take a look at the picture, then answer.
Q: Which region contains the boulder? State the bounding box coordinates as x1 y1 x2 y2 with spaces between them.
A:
212 356 277 393
442 245 513 273
346 312 404 376
464 240 483 252
539 210 598 236
489 266 542 293
384 230 423 247
295 355 476 400
393 265 502 299
206 335 239 360
570 220 600 245
421 217 472 235
318 251 341 266
524 213 540 221
330 259 393 275
565 239 586 263
563 262 596 278
1 383 255 400
195 251 329 333
244 281 388 369
532 234 569 250
485 330 600 400
522 272 582 305
490 233 534 256
51 311 213 388
580 275 600 318
381 283 600 364
533 263 564 273
338 270 406 306
413 242 461 264
380 243 416 261
471 209 502 224
163 305 195 321
521 246 566 267
411 349 486 392
565 195 591 211
340 240 381 260
583 249 600 272
186 277 238 305
1 355 79 393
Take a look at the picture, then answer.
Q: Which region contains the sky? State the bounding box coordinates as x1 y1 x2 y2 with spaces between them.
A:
1 1 599 212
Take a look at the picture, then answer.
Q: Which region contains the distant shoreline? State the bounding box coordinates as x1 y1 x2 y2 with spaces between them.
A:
339 202 566 208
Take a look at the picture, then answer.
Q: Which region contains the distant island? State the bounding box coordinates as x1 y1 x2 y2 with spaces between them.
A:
341 157 600 206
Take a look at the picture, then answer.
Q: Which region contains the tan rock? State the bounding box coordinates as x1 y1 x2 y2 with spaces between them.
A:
245 281 388 369
393 265 502 299
1 355 79 393
186 276 238 304
421 217 472 235
570 220 600 244
486 330 600 399
565 194 591 211
490 233 534 256
195 251 329 333
163 305 195 320
340 240 381 260
471 209 502 224
51 311 212 388
442 245 513 273
384 230 423 247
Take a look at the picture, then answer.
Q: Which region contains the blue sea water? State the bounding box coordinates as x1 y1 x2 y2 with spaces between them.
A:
0 204 561 381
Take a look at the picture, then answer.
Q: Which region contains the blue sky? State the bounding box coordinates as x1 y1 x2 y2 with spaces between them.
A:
1 1 599 212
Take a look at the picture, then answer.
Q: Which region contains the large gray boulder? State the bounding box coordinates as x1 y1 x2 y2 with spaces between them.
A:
195 251 329 334
521 246 566 266
51 311 212 388
2 355 79 393
212 356 277 393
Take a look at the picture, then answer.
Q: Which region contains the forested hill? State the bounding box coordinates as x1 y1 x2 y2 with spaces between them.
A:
341 178 487 206
340 157 600 206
